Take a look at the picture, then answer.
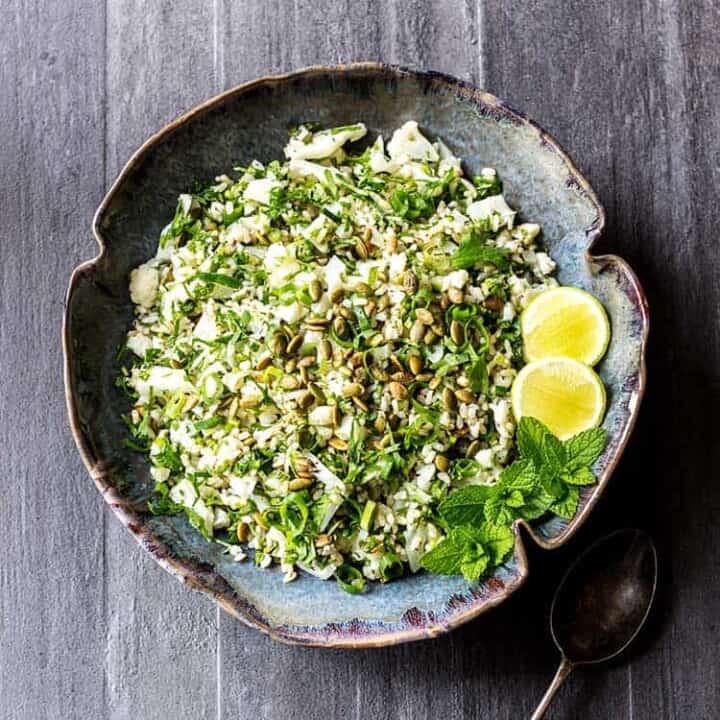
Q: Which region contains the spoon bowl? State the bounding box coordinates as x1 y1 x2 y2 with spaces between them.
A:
532 529 657 719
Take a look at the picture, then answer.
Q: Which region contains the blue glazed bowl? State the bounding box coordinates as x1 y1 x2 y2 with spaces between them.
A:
64 64 648 647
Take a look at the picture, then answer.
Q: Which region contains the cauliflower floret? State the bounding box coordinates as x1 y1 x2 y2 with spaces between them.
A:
129 264 159 308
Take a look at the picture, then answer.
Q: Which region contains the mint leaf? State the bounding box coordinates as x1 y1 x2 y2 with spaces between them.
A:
450 230 511 271
517 416 551 467
499 458 537 493
564 427 607 470
563 466 596 486
505 489 525 508
541 432 566 475
477 522 515 565
484 495 515 526
551 486 580 519
517 488 554 520
419 534 466 575
439 484 494 526
460 554 489 582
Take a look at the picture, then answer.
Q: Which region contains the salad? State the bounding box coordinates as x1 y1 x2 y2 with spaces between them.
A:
119 121 608 592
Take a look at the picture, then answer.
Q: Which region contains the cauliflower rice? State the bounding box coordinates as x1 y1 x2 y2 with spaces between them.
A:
119 121 558 592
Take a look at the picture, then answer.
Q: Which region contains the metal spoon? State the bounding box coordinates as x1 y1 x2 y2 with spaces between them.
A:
531 529 658 719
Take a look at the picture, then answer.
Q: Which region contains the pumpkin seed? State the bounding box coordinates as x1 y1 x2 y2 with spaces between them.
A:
409 321 425 343
256 354 272 371
294 457 311 472
329 287 345 304
341 382 363 398
352 396 370 413
484 296 504 312
389 354 405 373
298 391 314 410
329 436 348 451
455 389 476 404
318 339 333 361
226 397 239 419
466 440 482 458
309 382 327 404
331 405 342 426
372 367 390 382
271 333 287 356
236 522 249 542
389 381 408 400
333 316 348 338
315 533 332 547
447 287 464 304
309 279 323 302
355 238 369 260
442 387 458 411
305 316 330 328
450 319 465 345
403 270 418 294
239 397 260 408
298 355 316 368
288 477 313 491
354 282 371 295
284 358 297 373
286 333 304 355
374 414 386 433
408 354 424 375
434 455 450 472
415 308 434 325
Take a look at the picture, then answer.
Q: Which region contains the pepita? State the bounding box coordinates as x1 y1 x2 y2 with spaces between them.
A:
450 320 465 345
443 386 458 411
389 381 408 400
286 333 304 354
408 355 424 375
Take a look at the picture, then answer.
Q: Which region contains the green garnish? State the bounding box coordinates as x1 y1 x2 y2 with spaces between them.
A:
420 417 607 581
121 121 571 591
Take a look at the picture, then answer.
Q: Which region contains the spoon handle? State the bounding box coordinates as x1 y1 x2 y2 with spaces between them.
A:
530 656 574 719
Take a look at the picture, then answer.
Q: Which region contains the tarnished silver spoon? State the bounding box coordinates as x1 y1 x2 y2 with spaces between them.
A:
531 529 658 719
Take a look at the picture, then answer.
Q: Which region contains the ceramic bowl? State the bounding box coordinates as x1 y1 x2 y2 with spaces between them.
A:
64 63 648 647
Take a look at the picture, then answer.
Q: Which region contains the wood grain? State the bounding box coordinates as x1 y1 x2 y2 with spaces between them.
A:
1 0 719 717
0 2 108 719
102 2 220 719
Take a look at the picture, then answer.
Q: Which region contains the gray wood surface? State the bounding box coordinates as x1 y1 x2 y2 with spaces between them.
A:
1 0 719 718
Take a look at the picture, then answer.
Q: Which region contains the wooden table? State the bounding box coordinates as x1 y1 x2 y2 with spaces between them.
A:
2 1 719 718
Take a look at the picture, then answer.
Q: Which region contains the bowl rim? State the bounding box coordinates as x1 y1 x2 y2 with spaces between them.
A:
63 62 649 648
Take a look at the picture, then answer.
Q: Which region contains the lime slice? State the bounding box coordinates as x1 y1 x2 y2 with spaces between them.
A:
521 287 610 366
511 357 606 440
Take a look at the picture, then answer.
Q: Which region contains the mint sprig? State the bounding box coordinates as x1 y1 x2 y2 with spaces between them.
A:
420 417 607 581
